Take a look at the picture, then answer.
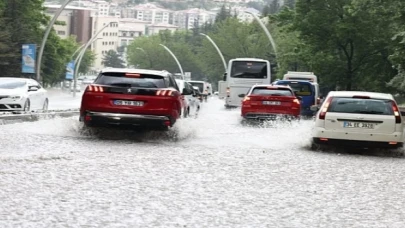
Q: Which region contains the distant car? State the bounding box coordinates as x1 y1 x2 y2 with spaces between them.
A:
175 79 200 117
311 91 404 149
241 84 301 120
192 86 203 103
0 77 48 112
80 68 193 130
214 91 219 96
81 76 97 85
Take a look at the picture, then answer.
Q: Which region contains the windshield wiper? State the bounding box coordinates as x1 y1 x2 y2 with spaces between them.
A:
109 83 133 88
356 110 385 114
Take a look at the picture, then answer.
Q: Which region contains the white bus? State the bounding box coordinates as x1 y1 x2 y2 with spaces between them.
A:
224 58 271 108
283 71 318 83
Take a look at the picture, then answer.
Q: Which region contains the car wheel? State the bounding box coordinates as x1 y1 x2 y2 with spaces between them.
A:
23 99 30 112
42 99 49 111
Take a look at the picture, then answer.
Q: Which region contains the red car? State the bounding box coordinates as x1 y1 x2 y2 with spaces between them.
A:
79 68 193 130
241 84 301 120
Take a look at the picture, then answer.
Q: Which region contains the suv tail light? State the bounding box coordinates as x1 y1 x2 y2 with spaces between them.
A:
392 102 402 124
319 97 333 120
156 89 178 96
242 96 250 102
293 98 300 105
86 85 104 93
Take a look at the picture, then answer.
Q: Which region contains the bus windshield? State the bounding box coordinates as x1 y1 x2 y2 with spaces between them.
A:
230 61 268 79
275 81 313 96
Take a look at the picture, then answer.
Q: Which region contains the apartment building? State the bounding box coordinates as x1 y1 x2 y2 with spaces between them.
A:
45 5 94 44
91 16 120 70
132 3 172 24
146 23 179 35
173 8 216 30
118 18 148 47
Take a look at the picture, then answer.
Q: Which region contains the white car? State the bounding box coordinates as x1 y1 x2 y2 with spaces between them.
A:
0 77 48 112
311 91 404 149
176 79 200 117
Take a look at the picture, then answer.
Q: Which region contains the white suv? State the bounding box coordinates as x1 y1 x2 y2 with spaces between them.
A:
311 91 404 149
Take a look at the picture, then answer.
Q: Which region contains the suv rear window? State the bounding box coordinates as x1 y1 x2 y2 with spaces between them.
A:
328 97 394 115
251 87 293 96
275 81 313 96
95 72 166 88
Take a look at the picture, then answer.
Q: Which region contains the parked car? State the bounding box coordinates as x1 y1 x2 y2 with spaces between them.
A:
240 84 301 121
81 76 97 85
0 77 48 112
311 91 404 149
175 79 200 117
79 68 193 130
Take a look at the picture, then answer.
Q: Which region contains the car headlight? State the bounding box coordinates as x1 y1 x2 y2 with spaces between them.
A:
10 96 22 100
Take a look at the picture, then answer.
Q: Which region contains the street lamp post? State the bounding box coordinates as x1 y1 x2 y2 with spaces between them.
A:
159 44 184 79
200 33 227 71
72 22 114 97
36 0 74 81
245 11 278 58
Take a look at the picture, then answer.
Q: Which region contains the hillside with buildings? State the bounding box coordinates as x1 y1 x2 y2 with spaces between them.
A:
45 0 285 71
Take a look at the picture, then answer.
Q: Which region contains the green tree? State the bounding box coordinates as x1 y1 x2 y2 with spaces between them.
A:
290 0 397 91
102 50 125 68
215 5 231 23
2 0 48 78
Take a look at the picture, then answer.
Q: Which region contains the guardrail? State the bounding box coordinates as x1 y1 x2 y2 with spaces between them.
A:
0 109 79 125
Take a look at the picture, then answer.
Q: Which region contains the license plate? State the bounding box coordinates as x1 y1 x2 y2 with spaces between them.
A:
262 101 281 105
113 100 144 106
343 121 375 129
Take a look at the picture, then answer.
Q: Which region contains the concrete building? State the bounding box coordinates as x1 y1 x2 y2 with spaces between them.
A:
132 3 172 24
118 18 148 47
146 23 178 35
91 16 120 70
45 5 94 44
173 8 216 30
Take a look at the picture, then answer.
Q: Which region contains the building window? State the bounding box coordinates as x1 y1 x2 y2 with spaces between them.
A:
57 30 66 35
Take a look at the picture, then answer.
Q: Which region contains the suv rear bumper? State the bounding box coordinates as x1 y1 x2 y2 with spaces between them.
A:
313 137 404 148
312 127 404 148
81 111 172 128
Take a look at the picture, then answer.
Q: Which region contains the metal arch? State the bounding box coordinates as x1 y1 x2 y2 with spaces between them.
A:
200 33 227 71
72 22 114 97
159 44 184 80
36 0 74 81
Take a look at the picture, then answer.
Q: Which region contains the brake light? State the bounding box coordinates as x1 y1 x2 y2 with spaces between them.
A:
86 85 104 93
293 98 300 104
243 96 250 102
392 102 402 124
125 73 141 78
156 89 177 96
319 97 333 120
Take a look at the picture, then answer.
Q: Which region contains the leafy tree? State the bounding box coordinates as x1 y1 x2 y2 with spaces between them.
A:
2 0 48 78
289 0 397 91
102 50 125 68
215 5 231 23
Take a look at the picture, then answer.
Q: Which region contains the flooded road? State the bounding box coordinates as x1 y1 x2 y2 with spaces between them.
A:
1 98 405 227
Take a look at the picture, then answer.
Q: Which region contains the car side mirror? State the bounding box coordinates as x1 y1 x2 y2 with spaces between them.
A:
238 94 245 98
28 86 38 92
182 88 192 95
